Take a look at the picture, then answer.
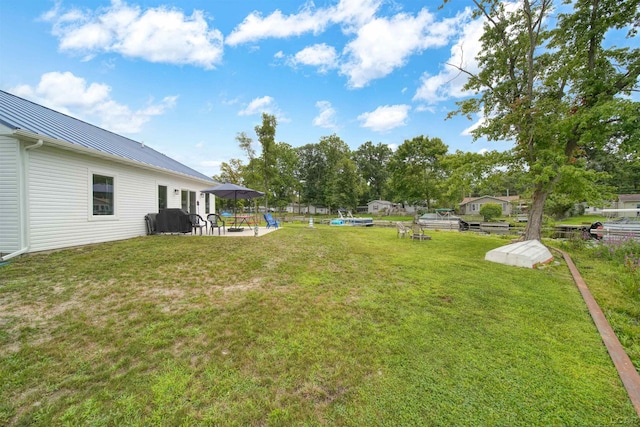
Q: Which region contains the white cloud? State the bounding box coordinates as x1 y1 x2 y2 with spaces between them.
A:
341 9 457 88
226 0 383 46
237 96 290 123
226 4 328 46
227 1 471 88
413 10 484 103
43 1 224 69
313 101 338 129
238 96 275 116
415 105 436 113
289 44 338 73
358 104 410 132
11 71 176 133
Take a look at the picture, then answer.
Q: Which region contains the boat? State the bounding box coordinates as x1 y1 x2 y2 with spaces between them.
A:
330 210 374 227
591 208 640 239
417 211 462 231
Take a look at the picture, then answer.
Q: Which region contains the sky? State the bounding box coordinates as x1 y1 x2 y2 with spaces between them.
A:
1 0 521 177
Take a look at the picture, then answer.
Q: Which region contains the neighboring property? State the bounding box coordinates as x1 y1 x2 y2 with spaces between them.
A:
458 195 521 216
616 194 640 217
284 203 329 215
0 90 216 259
367 200 394 214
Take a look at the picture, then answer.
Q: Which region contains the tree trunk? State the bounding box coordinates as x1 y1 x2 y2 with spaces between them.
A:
524 186 548 241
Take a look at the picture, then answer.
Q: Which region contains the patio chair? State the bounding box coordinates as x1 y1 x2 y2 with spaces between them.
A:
264 213 280 229
207 213 226 235
410 224 431 241
396 222 408 238
189 213 207 235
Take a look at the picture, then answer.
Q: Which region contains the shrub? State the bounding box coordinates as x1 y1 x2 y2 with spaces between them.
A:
480 203 503 222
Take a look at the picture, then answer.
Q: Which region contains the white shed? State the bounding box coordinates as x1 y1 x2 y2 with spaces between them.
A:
0 90 215 259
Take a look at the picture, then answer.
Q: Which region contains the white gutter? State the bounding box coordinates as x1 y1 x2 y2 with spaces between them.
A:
1 139 43 261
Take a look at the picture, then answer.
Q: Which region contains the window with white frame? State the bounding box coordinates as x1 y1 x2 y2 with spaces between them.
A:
92 174 114 216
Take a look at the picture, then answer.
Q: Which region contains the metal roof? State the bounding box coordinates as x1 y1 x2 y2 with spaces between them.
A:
0 90 214 182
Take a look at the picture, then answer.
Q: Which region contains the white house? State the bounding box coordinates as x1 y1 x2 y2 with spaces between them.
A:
0 90 216 259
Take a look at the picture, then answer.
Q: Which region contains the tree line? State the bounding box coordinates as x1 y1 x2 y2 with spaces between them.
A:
212 112 637 217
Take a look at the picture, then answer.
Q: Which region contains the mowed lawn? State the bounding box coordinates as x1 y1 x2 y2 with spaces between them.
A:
0 225 637 426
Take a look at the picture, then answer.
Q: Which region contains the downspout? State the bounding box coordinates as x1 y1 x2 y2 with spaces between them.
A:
1 139 43 261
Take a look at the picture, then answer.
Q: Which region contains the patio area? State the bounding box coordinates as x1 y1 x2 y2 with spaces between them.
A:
190 226 280 237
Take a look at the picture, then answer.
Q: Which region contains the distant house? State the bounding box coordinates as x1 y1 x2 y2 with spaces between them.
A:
616 194 640 217
284 203 329 215
367 200 394 214
0 90 215 259
458 195 521 216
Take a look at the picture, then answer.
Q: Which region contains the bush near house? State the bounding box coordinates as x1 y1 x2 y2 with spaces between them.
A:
480 203 503 222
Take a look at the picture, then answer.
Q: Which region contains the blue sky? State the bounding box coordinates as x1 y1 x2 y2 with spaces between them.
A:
1 0 517 177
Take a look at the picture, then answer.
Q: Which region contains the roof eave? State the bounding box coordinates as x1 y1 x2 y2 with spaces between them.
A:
10 129 214 185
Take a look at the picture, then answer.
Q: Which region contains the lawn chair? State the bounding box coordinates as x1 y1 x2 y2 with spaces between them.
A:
396 222 408 238
264 213 280 229
189 213 207 235
207 213 226 235
410 224 431 241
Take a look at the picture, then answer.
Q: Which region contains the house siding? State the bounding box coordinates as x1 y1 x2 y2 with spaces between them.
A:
620 198 640 217
460 196 515 216
367 200 393 214
0 133 21 254
26 144 211 253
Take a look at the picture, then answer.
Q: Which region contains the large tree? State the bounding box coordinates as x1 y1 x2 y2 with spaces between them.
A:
389 135 448 209
328 157 362 212
317 134 352 211
270 142 299 211
353 141 393 203
236 131 261 190
449 0 640 240
254 113 278 211
296 143 325 208
212 158 244 185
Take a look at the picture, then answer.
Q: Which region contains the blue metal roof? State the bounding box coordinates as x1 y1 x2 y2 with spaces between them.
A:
0 90 213 182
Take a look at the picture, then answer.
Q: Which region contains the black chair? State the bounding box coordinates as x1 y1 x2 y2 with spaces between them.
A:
207 213 226 235
189 213 207 235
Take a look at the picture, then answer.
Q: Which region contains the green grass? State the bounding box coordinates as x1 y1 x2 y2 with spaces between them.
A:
550 236 640 372
0 225 638 426
554 214 607 225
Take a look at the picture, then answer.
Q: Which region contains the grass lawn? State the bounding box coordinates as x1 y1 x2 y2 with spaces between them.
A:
0 225 638 426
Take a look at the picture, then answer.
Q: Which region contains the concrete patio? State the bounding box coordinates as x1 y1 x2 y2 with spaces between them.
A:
191 226 280 237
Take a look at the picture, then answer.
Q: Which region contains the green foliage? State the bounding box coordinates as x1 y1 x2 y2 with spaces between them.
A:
212 158 244 185
353 141 392 203
447 0 640 240
389 135 448 208
479 203 502 221
255 113 278 210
